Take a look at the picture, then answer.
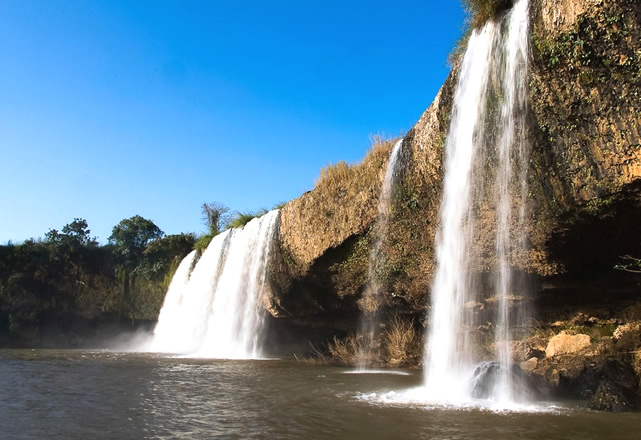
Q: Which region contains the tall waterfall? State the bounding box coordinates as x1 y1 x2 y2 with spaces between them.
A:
151 210 280 359
424 0 530 403
357 139 404 369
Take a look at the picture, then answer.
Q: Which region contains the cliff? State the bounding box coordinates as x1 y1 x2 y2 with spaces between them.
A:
266 0 640 327
262 0 641 410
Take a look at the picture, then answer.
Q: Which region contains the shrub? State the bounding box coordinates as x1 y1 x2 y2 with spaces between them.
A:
384 313 422 367
327 334 361 366
450 0 514 66
194 234 213 252
226 209 269 230
463 0 513 30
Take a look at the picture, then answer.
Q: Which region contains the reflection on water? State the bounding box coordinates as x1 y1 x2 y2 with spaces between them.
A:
0 350 639 440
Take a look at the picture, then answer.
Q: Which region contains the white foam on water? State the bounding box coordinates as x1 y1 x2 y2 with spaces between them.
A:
343 369 412 376
356 385 562 415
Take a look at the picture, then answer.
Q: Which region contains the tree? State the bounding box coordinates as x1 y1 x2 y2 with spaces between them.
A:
108 216 164 320
43 219 97 295
109 215 164 266
45 218 96 247
201 202 230 236
142 233 196 279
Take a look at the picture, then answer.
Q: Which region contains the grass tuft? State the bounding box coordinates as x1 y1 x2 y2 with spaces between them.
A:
385 313 422 367
312 135 399 204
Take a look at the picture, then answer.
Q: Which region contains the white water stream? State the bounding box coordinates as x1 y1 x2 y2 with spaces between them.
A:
151 210 280 358
357 139 404 369
424 0 530 405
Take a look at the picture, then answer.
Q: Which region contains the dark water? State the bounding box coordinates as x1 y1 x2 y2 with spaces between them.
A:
1 350 639 440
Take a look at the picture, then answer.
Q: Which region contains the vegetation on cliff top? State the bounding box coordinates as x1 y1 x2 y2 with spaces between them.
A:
463 0 514 29
196 202 284 252
449 0 514 65
314 135 398 202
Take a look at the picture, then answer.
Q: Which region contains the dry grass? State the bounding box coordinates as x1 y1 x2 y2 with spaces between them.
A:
307 332 381 367
449 0 513 66
463 0 513 29
305 314 424 367
313 136 399 203
327 334 360 365
384 314 422 367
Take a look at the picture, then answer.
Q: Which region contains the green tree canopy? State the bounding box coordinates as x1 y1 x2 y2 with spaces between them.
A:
45 218 96 247
109 215 164 266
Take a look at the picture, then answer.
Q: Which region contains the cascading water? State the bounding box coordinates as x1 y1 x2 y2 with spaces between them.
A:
151 210 280 359
357 139 404 369
152 249 198 342
423 0 530 404
494 0 530 401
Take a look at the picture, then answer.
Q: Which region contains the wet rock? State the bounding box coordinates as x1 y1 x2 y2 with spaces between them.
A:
520 357 539 373
471 362 531 400
588 359 639 412
545 331 591 357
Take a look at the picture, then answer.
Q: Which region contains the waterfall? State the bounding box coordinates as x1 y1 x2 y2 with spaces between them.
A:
151 210 280 359
494 0 530 401
357 139 404 369
423 0 530 403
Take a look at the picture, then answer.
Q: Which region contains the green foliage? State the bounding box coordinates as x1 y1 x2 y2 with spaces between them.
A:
140 233 196 280
533 10 640 80
0 217 193 341
45 218 96 247
109 215 164 266
107 215 165 319
194 234 214 252
226 209 269 230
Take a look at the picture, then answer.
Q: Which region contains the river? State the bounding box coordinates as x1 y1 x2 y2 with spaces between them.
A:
1 349 638 439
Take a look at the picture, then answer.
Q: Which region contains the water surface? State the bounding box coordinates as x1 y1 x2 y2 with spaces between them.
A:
1 350 638 439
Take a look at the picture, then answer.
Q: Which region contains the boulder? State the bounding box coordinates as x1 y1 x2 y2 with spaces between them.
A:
471 362 532 400
545 331 591 357
520 357 539 373
613 322 641 353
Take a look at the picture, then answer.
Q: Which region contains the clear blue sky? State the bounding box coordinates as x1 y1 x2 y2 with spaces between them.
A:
0 0 466 243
